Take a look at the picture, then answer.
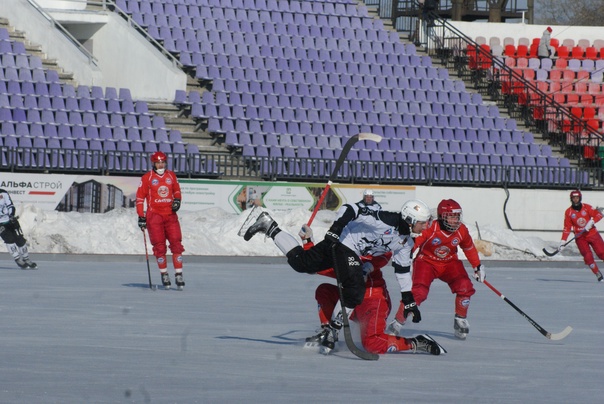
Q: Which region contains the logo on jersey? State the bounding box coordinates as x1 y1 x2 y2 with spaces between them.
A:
151 178 159 186
434 245 450 259
577 217 588 227
451 238 460 246
157 185 169 198
431 238 442 246
358 237 392 256
166 178 173 185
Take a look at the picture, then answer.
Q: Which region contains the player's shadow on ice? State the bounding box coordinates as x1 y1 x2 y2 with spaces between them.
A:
122 283 157 289
537 278 589 283
217 330 306 346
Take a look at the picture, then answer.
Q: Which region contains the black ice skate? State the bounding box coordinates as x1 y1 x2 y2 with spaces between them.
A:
161 272 171 290
596 271 603 282
15 258 28 269
175 272 185 290
411 334 447 355
23 258 37 269
304 325 339 355
319 326 339 356
243 212 278 241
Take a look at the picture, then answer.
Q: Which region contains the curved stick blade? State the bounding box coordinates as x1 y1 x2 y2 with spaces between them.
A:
358 133 383 143
547 326 573 341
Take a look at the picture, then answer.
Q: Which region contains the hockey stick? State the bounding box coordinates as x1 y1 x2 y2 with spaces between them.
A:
331 243 379 360
483 280 572 340
142 229 155 290
307 133 382 226
542 230 585 257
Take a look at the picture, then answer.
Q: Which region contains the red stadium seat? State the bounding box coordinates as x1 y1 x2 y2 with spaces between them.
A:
571 46 585 59
585 46 598 59
556 45 570 59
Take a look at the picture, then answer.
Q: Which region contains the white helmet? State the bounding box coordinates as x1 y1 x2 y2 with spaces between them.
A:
401 199 431 235
363 189 374 197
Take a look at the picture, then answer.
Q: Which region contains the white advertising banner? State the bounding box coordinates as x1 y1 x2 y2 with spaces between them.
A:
1 173 416 214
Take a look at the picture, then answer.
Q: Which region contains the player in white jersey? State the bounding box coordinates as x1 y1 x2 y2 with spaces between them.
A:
0 188 37 269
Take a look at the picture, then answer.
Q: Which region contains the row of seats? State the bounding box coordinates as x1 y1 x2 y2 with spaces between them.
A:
130 5 377 28
1 134 185 153
481 35 604 50
229 131 550 156
195 94 499 118
118 0 366 17
152 24 397 46
243 143 567 168
194 105 507 129
2 121 184 142
503 56 604 72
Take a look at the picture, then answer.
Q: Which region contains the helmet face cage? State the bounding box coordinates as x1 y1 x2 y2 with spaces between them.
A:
438 199 463 232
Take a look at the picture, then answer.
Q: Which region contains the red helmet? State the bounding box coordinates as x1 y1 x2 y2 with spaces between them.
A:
150 151 167 163
437 199 462 232
570 189 582 206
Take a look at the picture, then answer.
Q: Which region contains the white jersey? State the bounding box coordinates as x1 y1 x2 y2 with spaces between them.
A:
333 204 413 268
0 189 16 224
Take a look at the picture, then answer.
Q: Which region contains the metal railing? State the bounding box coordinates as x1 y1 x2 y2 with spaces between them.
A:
1 146 599 187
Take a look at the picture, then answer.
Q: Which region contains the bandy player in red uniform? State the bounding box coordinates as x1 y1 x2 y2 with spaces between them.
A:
136 151 185 290
412 199 485 340
559 189 604 282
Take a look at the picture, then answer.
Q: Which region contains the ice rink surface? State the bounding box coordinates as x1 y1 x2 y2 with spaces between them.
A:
1 255 603 403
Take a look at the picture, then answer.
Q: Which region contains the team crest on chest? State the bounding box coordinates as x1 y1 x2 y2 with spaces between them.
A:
451 238 460 246
431 238 441 246
434 246 450 258
158 185 169 197
151 178 159 186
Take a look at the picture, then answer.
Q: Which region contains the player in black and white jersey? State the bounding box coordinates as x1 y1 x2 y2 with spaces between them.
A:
0 189 37 269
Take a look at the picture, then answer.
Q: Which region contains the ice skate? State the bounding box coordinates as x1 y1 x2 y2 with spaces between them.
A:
411 334 446 355
454 315 469 340
385 319 405 336
23 258 37 269
15 258 28 269
596 271 603 282
243 212 278 241
161 272 171 290
319 326 339 355
304 326 334 349
175 272 185 290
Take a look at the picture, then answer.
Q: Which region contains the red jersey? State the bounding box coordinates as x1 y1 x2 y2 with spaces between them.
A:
414 220 480 268
562 203 603 240
136 170 182 217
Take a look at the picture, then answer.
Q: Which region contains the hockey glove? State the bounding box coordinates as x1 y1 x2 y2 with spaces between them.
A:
298 224 313 241
172 198 181 212
401 291 421 323
138 216 147 230
473 264 486 283
585 219 595 231
324 231 339 244
362 261 374 281
558 240 567 252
